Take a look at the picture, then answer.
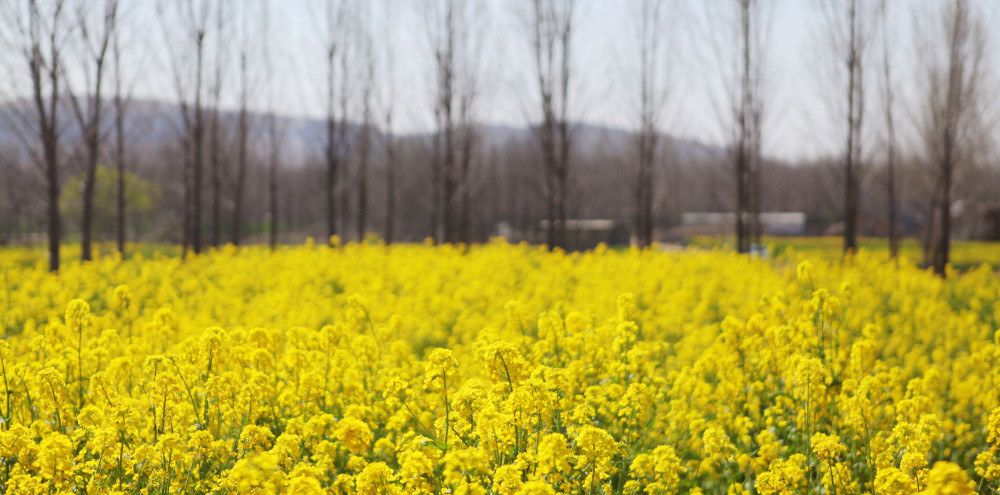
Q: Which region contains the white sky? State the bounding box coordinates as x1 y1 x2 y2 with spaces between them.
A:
8 0 1000 162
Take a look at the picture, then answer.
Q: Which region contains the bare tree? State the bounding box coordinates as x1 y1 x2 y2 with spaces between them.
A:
2 0 70 271
382 0 398 244
734 0 767 254
819 0 874 255
232 1 251 246
425 0 485 244
699 0 770 254
111 22 129 256
159 0 212 256
337 18 353 238
429 107 442 241
266 116 281 249
322 0 346 244
263 0 280 250
455 3 487 245
456 87 478 245
917 0 991 276
356 8 375 242
188 3 208 255
630 0 673 247
527 0 576 250
207 0 228 248
878 0 899 259
425 0 457 243
66 0 118 262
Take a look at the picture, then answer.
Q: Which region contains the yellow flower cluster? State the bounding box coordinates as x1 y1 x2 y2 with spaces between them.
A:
0 241 998 494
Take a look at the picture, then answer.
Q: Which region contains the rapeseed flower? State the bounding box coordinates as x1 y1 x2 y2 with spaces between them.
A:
0 242 996 493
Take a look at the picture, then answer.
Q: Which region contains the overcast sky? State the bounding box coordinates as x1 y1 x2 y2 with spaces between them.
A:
8 0 999 162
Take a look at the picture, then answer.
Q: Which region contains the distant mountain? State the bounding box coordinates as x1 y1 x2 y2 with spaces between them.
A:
0 98 726 167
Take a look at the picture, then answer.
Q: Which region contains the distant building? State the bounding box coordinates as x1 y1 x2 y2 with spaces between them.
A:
495 219 631 250
986 208 1000 241
676 212 807 237
964 202 1000 241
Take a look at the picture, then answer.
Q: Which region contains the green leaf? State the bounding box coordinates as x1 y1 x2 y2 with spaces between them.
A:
424 440 451 451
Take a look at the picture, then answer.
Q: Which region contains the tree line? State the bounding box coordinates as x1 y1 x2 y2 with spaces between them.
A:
0 0 996 278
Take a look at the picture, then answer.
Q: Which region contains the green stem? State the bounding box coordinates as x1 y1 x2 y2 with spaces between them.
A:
48 383 63 434
77 320 84 410
168 357 203 427
402 401 435 440
0 350 9 430
443 375 450 446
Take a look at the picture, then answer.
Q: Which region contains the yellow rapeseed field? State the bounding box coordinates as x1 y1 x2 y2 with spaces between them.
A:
0 240 998 494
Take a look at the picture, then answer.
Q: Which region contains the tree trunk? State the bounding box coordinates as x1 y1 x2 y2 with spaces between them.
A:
921 191 936 268
210 109 221 247
635 129 655 248
357 124 370 242
326 43 339 244
735 0 751 255
233 103 247 246
430 125 442 243
192 35 205 254
554 170 567 250
269 118 279 250
751 104 764 248
930 0 969 277
881 0 899 260
844 169 860 253
636 134 645 247
750 157 762 247
116 99 126 256
635 0 658 249
269 167 278 249
441 103 455 243
182 134 191 258
326 115 338 242
442 137 455 243
736 147 748 253
886 137 898 259
67 3 113 263
80 81 104 262
933 162 951 276
540 119 558 250
530 0 574 251
459 127 473 244
843 0 861 255
384 132 396 244
36 8 63 272
232 52 248 246
46 139 60 272
80 138 97 261
460 182 471 244
545 170 556 249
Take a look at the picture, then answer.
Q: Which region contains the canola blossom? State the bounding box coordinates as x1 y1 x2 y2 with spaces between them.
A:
0 241 998 494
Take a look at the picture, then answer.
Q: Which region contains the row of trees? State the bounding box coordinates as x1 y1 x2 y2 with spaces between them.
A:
158 0 282 257
0 0 995 277
0 0 122 272
0 0 283 268
714 0 993 276
817 0 992 275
